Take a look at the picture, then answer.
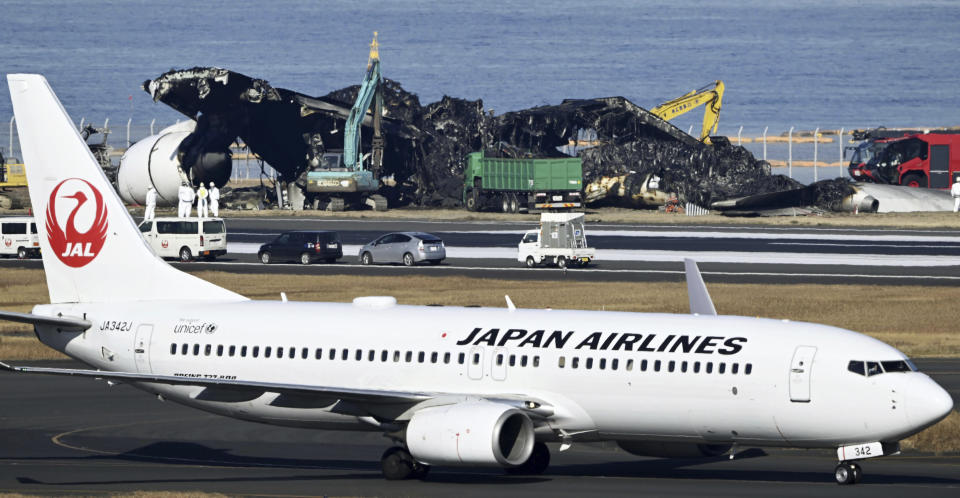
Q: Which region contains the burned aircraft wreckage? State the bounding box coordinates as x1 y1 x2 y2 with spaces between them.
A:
132 67 856 213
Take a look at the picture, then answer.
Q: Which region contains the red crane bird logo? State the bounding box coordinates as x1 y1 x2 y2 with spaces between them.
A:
46 178 109 268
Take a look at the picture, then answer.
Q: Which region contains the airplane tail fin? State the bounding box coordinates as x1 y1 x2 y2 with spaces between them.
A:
7 74 245 304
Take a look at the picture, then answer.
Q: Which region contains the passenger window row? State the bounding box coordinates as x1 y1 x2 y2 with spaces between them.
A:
168 343 546 367
556 356 753 375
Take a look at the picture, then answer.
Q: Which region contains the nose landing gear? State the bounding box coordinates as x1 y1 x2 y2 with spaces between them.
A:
834 461 863 485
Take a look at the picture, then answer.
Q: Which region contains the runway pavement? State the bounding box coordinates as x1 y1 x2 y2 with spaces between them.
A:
3 217 960 285
0 359 956 497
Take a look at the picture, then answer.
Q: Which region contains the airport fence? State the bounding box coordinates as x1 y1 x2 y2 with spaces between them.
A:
2 115 852 186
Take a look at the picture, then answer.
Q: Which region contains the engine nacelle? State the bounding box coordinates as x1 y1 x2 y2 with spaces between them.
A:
406 401 535 467
617 441 732 458
117 131 192 207
117 121 232 206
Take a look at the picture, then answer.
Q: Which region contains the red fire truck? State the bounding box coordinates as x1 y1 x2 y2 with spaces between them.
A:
848 132 960 188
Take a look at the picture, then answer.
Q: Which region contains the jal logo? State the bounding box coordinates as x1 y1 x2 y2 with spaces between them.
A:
161 240 169 249
46 178 109 268
3 239 10 247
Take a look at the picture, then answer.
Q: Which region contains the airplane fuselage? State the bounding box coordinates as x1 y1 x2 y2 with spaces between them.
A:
33 299 945 450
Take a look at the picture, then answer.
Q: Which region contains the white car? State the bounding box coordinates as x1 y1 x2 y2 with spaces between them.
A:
0 216 41 259
138 217 227 262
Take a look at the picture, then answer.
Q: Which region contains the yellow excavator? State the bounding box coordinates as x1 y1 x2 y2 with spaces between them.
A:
650 80 724 145
0 154 29 210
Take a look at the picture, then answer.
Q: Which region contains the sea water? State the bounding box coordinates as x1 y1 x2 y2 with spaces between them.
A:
1 0 957 181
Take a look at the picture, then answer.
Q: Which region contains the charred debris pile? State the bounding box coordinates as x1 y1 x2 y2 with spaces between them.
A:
145 67 853 212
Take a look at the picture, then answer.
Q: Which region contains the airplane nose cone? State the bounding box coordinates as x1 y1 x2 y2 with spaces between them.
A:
908 377 954 430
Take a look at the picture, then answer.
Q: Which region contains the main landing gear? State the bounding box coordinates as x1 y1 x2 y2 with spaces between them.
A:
381 446 429 480
834 461 863 485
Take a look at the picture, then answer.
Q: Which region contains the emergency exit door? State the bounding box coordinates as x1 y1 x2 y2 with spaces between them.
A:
789 345 817 402
467 345 484 380
491 347 507 381
134 324 153 373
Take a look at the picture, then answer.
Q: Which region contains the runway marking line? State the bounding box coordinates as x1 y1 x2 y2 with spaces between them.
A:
182 261 960 281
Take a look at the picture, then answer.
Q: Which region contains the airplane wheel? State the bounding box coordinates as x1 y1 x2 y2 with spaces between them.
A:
381 447 427 480
834 462 856 485
525 256 537 268
505 442 550 475
901 173 926 188
851 463 862 484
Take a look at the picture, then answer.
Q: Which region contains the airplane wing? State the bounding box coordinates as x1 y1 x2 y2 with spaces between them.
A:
0 362 553 417
0 361 427 403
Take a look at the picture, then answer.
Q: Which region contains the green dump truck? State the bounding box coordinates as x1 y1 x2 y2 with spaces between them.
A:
462 151 583 212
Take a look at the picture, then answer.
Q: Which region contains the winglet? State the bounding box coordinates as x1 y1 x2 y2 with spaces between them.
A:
684 259 717 316
505 295 516 311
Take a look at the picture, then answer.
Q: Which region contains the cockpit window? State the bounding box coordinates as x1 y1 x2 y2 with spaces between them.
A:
881 360 912 373
849 358 917 377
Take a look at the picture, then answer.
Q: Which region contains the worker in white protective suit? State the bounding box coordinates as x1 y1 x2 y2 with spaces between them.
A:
952 176 960 213
177 182 194 218
208 182 220 217
144 186 157 221
197 183 209 218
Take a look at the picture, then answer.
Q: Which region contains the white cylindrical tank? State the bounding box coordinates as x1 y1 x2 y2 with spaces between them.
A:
117 131 191 206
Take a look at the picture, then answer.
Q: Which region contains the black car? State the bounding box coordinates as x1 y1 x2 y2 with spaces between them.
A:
258 231 342 264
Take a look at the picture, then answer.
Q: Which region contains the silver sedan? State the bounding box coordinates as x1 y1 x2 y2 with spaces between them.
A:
359 232 446 266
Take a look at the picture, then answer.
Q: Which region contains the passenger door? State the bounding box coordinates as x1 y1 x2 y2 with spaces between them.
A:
789 346 817 402
393 234 412 261
373 234 396 261
272 233 292 260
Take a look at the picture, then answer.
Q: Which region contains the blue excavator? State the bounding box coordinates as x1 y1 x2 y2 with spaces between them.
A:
305 33 388 211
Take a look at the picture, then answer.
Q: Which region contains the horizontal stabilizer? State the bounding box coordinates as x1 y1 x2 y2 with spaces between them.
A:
684 258 717 316
0 310 91 330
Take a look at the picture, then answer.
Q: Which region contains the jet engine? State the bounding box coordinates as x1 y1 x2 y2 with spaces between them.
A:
405 401 535 467
617 441 732 458
117 121 231 206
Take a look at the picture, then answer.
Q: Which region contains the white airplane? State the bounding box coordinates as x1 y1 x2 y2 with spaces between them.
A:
0 74 953 485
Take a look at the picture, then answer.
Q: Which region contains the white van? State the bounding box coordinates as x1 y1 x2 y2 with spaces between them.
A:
138 217 227 262
0 216 41 259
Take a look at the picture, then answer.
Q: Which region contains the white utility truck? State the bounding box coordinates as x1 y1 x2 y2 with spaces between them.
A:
0 216 40 259
138 217 228 262
517 212 595 268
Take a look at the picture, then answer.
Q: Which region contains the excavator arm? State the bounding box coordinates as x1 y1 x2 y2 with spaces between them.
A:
343 32 384 173
650 80 724 145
